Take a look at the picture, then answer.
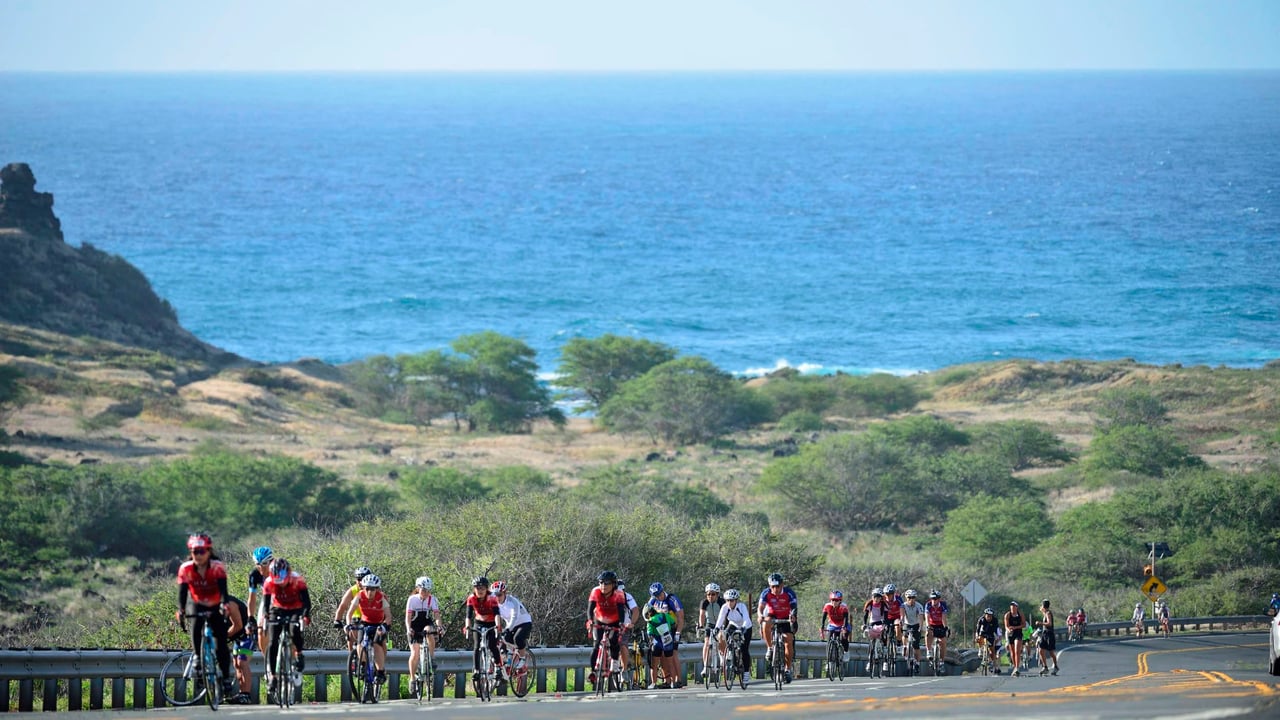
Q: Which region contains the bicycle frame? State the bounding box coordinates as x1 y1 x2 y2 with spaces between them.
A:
472 625 498 702
591 623 621 696
200 620 220 710
722 627 747 690
271 615 302 708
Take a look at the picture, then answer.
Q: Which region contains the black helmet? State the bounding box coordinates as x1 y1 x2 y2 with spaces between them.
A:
767 572 783 586
472 576 490 587
597 570 617 584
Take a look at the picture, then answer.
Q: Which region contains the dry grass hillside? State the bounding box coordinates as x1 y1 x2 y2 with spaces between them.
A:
3 322 1278 494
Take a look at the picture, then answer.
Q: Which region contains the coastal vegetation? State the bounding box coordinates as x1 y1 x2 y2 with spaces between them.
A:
2 322 1279 649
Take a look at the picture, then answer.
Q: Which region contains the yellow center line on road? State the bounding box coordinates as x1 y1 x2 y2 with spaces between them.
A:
734 642 1276 713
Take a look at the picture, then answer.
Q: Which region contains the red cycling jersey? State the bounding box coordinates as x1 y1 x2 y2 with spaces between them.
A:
884 596 903 620
176 560 227 606
760 589 795 619
588 587 627 624
263 572 308 611
465 593 501 623
822 602 850 627
356 589 387 624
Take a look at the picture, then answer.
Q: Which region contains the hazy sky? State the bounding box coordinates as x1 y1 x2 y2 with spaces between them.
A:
2 0 1278 72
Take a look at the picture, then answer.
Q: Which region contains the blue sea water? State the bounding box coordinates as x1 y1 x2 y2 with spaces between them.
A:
2 72 1278 374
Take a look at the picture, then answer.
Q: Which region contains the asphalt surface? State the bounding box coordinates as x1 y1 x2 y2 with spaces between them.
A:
32 632 1280 719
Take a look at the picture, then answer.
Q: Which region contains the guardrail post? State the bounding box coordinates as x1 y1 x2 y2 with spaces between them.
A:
110 677 124 709
453 671 466 698
132 678 146 709
555 667 566 694
88 678 103 709
573 667 584 692
19 679 34 712
1 678 10 710
314 672 327 702
536 667 547 694
42 678 58 711
388 672 401 700
67 678 82 711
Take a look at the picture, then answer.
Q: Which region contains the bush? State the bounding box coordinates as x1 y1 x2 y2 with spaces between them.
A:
941 493 1053 563
598 357 769 444
556 335 678 411
1093 387 1169 430
776 409 829 432
1085 425 1203 478
970 420 1075 471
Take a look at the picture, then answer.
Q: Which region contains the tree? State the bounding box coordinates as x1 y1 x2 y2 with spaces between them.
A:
557 335 677 411
758 434 913 531
597 356 768 444
1085 425 1203 478
1093 387 1169 430
941 493 1053 563
0 364 29 445
971 420 1075 471
452 331 564 432
864 415 969 454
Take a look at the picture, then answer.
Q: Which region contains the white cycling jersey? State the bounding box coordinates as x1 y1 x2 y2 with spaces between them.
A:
406 593 439 619
498 594 533 628
715 602 753 631
900 601 925 625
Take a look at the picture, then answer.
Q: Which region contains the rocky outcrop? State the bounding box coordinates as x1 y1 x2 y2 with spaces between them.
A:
0 163 240 364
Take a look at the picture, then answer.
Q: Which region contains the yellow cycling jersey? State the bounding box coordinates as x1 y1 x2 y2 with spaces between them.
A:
349 584 363 619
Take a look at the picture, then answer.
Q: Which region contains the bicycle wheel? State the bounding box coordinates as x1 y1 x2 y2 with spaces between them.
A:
723 654 735 692
278 632 295 709
837 644 846 681
347 648 364 703
772 639 784 690
201 636 220 711
159 650 206 707
594 645 608 697
509 649 535 698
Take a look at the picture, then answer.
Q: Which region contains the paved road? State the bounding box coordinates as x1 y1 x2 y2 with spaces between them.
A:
52 632 1280 719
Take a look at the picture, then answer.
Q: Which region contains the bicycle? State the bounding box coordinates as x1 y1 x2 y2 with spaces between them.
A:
159 610 224 709
976 636 998 676
350 621 386 703
768 620 788 690
701 626 722 689
411 628 441 702
468 624 501 702
721 626 748 690
1159 614 1171 638
590 622 623 697
498 631 537 698
268 613 304 708
622 630 646 691
823 629 845 681
1067 622 1084 643
925 626 945 677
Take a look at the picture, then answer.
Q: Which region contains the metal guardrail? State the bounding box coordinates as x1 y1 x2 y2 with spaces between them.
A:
3 616 1267 712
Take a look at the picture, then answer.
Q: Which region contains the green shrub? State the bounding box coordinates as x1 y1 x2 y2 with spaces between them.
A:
942 493 1053 563
776 409 829 432
1085 425 1203 478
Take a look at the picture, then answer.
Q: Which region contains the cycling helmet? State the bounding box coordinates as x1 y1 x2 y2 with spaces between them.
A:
491 580 507 594
653 600 670 613
354 566 372 581
472 576 489 588
1042 599 1051 607
873 589 884 598
252 546 273 564
884 583 897 593
872 587 883 596
617 582 627 591
1135 602 1142 608
724 589 741 600
361 574 381 589
705 583 721 594
597 570 617 584
269 558 290 580
929 590 940 599
983 607 994 615
904 589 917 598
187 533 213 550
415 576 433 591
830 590 843 601
767 573 784 586
649 582 664 597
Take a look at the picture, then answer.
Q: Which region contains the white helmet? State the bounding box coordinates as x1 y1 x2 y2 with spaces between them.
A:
361 574 382 589
415 576 433 591
904 589 917 598
724 589 741 600
884 583 897 593
705 583 721 594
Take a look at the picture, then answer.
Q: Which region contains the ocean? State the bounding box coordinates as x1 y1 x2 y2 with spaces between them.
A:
2 72 1278 374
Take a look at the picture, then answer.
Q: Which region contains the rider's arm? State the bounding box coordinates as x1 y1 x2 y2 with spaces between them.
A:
177 583 189 615
217 576 229 604
300 587 313 619
334 588 354 624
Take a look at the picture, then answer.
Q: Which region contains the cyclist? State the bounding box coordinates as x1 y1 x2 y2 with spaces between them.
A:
174 533 236 701
617 581 641 678
462 577 505 683
405 576 441 697
1066 607 1082 639
333 566 373 653
924 590 951 675
758 572 798 683
1270 592 1280 616
975 607 1001 674
1036 599 1060 676
586 571 631 686
1003 600 1025 676
646 599 680 688
863 588 889 674
1131 602 1146 636
492 580 534 676
261 558 312 697
714 589 753 685
699 583 724 681
1156 599 1171 635
900 589 926 672
246 546 272 667
820 590 852 660
643 582 686 687
882 582 904 649
224 593 255 703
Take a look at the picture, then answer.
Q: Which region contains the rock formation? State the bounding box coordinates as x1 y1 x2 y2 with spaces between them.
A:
0 163 240 364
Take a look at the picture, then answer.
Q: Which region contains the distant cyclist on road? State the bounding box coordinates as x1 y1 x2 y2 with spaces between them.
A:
758 573 798 683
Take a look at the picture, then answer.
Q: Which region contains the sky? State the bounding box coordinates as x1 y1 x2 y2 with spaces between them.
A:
1 0 1278 72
